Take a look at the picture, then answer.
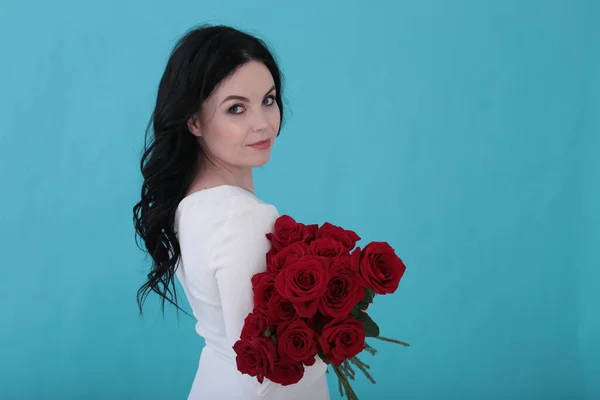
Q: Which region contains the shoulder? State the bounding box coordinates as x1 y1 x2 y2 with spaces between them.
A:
217 187 279 242
176 185 279 241
201 187 279 272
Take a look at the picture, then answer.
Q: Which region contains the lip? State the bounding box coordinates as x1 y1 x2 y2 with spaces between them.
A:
248 138 271 150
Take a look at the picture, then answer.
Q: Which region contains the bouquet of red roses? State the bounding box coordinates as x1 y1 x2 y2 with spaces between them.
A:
233 215 409 399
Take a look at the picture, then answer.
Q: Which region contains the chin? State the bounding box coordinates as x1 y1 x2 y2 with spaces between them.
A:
250 153 272 168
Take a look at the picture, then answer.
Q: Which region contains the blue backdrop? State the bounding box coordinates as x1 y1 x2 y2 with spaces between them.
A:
1 0 598 398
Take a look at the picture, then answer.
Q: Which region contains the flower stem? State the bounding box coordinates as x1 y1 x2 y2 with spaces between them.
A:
350 357 376 384
336 370 344 397
364 343 378 356
374 336 410 346
332 365 360 400
352 356 371 370
342 360 356 380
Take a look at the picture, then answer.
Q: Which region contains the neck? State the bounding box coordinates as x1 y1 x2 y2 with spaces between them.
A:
192 160 254 194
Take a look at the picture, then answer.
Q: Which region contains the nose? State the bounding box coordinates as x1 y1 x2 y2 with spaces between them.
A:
250 109 269 132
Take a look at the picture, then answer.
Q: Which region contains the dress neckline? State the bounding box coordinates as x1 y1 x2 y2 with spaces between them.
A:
177 184 255 209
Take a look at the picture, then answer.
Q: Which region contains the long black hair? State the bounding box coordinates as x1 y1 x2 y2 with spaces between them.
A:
133 24 285 316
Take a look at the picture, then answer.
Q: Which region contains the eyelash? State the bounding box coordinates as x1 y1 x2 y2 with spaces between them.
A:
228 95 276 115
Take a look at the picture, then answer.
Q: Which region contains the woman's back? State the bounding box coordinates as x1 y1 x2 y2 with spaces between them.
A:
174 185 329 399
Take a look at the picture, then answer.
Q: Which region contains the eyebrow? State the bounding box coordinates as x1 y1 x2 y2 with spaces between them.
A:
220 85 276 106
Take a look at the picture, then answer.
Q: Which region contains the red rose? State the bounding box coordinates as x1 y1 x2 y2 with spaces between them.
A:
266 215 311 251
264 359 305 386
349 248 361 271
251 271 277 308
233 336 277 383
276 319 319 366
267 242 309 273
318 257 365 318
240 311 270 340
319 317 366 366
274 256 329 318
317 222 361 251
265 293 299 326
305 224 319 242
355 242 406 294
308 238 349 267
265 247 278 268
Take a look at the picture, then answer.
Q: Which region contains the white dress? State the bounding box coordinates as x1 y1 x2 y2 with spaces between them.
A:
174 185 330 400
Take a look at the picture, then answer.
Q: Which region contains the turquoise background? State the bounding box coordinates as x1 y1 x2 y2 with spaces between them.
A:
1 0 598 398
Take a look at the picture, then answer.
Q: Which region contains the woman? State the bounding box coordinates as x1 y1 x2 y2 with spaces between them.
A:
133 25 330 399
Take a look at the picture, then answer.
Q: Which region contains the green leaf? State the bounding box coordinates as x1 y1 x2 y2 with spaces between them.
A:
351 300 369 317
350 289 375 316
318 350 328 363
261 329 272 337
362 287 375 304
355 312 380 338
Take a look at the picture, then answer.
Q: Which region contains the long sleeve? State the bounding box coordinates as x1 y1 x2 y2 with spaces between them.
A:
208 199 326 398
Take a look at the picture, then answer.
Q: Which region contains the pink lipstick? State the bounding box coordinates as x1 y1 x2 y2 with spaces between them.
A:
248 139 271 150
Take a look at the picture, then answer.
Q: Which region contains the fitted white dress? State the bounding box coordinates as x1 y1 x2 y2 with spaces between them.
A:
174 185 330 400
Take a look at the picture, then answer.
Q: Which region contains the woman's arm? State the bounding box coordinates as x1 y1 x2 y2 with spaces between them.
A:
209 200 286 398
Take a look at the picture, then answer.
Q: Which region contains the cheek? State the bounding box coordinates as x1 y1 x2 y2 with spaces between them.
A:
268 106 281 133
204 118 246 156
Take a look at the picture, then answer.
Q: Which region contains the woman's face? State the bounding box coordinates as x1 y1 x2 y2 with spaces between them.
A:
188 61 281 172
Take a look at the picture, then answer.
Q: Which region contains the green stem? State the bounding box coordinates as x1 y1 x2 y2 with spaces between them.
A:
342 360 356 380
350 356 376 384
364 342 378 356
336 370 344 397
333 365 360 400
375 336 410 346
352 356 371 370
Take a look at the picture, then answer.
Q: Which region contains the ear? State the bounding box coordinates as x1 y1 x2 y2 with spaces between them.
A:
187 114 202 137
